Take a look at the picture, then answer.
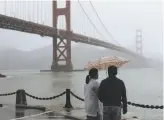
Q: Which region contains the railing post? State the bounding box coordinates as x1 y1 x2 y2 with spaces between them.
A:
64 89 73 108
15 110 25 118
16 89 27 107
15 89 26 118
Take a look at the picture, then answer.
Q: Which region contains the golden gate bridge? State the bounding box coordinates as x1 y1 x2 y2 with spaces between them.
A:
0 0 142 71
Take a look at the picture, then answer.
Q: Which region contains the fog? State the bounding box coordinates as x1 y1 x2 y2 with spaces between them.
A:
0 0 163 60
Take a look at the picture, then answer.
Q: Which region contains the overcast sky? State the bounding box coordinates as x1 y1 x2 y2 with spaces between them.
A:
0 0 162 58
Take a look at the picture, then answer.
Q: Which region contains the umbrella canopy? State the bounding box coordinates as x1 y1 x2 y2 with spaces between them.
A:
84 56 130 70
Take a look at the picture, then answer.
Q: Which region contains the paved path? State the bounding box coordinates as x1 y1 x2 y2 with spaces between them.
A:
0 104 140 120
47 106 140 120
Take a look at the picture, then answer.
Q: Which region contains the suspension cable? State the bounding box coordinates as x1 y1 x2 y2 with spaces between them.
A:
78 0 105 40
33 0 34 22
40 1 42 23
37 1 39 23
4 1 7 15
89 0 119 45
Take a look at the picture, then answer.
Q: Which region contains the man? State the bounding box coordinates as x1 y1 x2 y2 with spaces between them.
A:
98 66 127 120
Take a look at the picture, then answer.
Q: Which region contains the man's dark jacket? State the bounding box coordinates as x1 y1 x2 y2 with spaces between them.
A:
98 76 127 109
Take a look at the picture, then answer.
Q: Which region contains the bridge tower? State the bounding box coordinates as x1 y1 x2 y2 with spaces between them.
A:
136 30 142 55
51 0 73 72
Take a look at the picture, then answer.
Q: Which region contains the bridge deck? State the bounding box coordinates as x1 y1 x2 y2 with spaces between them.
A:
0 14 138 57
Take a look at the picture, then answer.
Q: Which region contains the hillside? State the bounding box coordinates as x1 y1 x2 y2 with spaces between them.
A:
0 44 162 70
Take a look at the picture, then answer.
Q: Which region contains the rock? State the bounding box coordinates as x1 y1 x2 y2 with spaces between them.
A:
0 73 6 78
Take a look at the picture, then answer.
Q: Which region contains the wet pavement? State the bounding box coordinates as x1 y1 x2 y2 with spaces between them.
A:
0 104 110 120
0 104 162 120
0 104 74 120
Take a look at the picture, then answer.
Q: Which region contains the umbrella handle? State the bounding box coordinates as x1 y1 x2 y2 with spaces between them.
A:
105 65 108 77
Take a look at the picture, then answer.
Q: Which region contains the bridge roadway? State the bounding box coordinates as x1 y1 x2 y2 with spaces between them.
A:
0 14 138 56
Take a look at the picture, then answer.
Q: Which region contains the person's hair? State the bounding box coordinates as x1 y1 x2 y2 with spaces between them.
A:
86 75 90 84
85 68 98 84
108 66 117 77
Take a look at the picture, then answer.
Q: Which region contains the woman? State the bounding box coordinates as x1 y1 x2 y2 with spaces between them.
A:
84 68 102 120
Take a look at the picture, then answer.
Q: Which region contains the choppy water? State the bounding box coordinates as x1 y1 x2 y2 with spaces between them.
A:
0 68 163 120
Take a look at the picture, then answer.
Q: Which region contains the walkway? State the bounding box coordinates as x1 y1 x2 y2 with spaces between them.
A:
0 104 139 120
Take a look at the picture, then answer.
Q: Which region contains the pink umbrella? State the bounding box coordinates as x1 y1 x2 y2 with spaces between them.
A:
84 56 130 70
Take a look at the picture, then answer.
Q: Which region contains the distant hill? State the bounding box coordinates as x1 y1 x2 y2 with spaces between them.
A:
0 44 162 70
72 44 162 69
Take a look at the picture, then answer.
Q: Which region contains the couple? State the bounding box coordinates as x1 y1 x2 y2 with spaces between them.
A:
84 66 127 120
